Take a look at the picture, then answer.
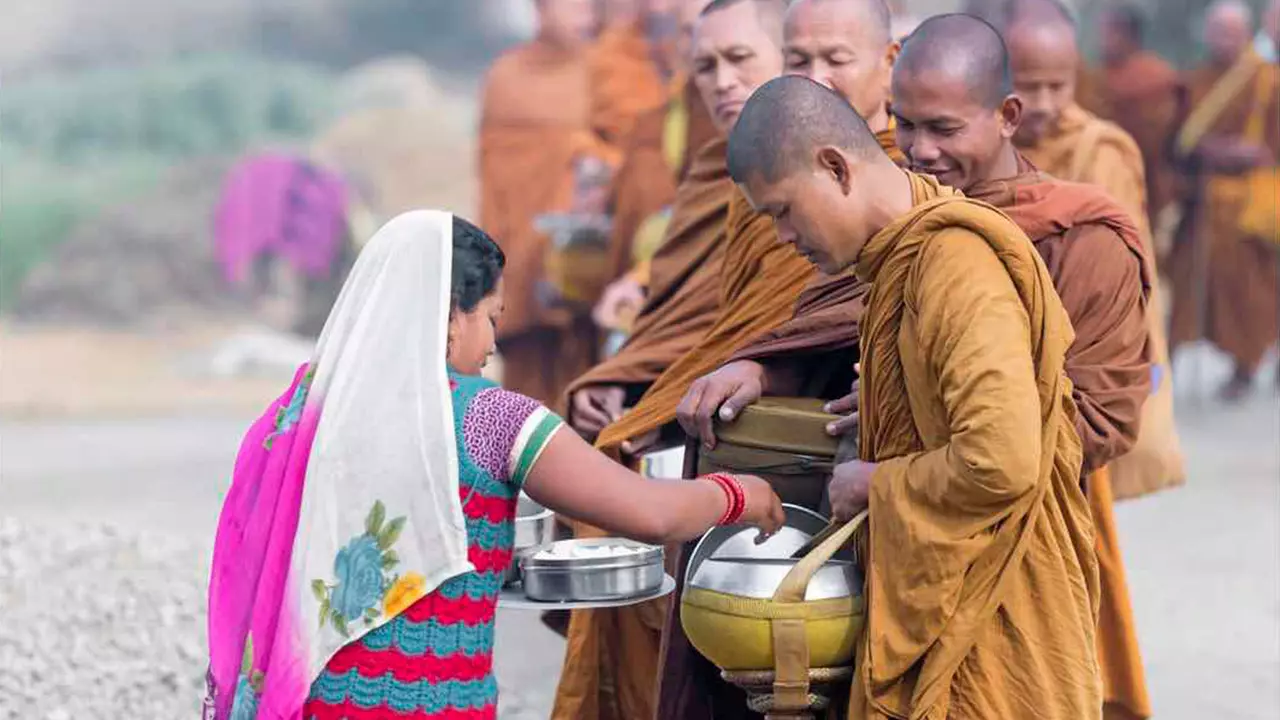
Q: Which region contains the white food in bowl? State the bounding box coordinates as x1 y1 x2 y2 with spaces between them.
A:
534 544 647 561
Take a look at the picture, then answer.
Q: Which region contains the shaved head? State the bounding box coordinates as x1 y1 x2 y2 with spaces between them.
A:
728 76 907 275
1002 0 1079 145
897 13 1010 109
700 0 786 33
783 0 898 129
1204 0 1254 64
789 0 892 46
728 75 887 184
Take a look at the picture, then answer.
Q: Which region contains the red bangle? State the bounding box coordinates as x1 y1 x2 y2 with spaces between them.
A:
704 473 746 525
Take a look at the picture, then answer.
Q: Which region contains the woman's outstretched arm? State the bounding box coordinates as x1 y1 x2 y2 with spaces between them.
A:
522 428 784 545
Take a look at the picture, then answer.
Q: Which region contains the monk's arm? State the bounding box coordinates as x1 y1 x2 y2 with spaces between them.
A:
1053 226 1150 472
871 230 1043 513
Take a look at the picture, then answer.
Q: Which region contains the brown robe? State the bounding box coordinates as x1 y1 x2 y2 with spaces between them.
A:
588 23 668 148
550 137 733 720
1168 53 1280 375
598 128 904 452
1096 52 1183 225
606 77 718 282
479 39 604 406
969 166 1154 720
851 172 1099 719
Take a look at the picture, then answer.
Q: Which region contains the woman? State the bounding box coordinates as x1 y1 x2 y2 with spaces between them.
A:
205 210 784 720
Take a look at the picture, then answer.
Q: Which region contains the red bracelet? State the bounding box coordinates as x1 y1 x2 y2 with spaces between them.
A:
704 473 746 525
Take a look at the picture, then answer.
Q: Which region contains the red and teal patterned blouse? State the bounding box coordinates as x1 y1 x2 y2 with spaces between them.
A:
303 372 563 720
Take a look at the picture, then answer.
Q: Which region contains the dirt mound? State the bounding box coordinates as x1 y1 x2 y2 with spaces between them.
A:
13 157 245 326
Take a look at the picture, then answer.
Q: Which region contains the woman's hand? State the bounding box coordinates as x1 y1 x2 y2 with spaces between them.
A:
731 474 786 540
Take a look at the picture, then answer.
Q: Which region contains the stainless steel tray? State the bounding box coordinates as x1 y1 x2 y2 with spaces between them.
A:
498 575 676 610
520 538 664 602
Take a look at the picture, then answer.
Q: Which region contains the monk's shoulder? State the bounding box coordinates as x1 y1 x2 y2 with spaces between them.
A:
913 222 1014 288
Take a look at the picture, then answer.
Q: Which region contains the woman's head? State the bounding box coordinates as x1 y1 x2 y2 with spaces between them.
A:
448 216 506 374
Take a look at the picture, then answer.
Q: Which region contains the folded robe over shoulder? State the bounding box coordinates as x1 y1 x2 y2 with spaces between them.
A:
850 173 1100 720
597 128 903 450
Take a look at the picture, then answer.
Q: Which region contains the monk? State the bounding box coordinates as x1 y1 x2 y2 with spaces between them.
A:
551 5 786 719
606 0 904 461
894 16 1152 720
729 74 1101 719
479 0 605 407
589 0 669 147
594 0 718 337
1168 0 1280 401
1004 0 1185 502
1095 4 1181 234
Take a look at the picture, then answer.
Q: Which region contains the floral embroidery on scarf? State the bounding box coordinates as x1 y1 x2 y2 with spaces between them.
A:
311 500 413 636
264 367 314 450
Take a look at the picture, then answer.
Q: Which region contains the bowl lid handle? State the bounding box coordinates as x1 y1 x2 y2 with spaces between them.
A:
771 511 868 604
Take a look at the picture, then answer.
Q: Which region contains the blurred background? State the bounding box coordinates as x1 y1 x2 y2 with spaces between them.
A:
0 0 1276 718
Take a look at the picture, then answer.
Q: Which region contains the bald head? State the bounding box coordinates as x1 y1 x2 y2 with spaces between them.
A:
782 0 897 128
701 0 786 31
789 0 892 46
897 13 1010 109
1204 0 1254 64
1001 0 1079 145
728 75 887 184
692 0 786 132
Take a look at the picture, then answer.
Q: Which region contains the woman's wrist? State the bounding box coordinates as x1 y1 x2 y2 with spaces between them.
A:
700 473 745 525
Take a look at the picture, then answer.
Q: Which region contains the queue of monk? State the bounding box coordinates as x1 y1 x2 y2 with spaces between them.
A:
475 0 1279 718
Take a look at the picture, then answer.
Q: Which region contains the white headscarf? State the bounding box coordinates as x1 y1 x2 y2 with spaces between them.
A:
281 210 473 690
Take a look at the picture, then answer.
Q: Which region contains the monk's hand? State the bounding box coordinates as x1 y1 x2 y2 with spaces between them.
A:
828 460 876 522
734 474 786 541
677 360 766 451
823 379 860 437
621 429 661 458
592 276 646 330
570 385 626 437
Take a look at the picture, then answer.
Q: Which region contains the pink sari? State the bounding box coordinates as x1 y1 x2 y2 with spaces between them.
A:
205 364 318 719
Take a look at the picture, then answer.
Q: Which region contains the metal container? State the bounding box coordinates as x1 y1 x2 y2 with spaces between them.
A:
521 538 664 602
685 504 850 581
689 557 860 602
506 494 556 586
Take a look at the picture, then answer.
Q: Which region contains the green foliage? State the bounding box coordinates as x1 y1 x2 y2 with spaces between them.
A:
0 54 336 307
2 54 335 163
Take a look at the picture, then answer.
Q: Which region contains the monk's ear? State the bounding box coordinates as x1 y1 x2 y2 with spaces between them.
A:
998 95 1024 140
883 40 902 70
816 147 853 195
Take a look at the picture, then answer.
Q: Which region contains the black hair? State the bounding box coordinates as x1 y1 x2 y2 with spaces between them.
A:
897 13 1013 110
451 215 506 313
727 75 886 184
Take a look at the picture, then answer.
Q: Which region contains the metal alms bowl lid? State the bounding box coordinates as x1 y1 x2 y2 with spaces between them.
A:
521 538 663 571
689 556 862 602
685 504 851 582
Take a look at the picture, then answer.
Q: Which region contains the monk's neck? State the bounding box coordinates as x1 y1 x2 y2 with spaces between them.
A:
863 103 891 136
867 167 916 233
976 145 1024 187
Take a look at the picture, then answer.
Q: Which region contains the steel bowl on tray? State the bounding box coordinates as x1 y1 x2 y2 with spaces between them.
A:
521 538 664 602
506 493 556 586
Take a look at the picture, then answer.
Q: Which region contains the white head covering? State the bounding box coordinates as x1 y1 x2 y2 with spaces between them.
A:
283 209 472 685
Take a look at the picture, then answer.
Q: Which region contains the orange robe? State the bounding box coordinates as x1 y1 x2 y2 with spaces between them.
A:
1095 52 1183 226
1019 102 1185 499
550 137 733 720
1168 54 1280 375
478 39 603 407
725 161 1154 720
588 23 668 148
851 172 1100 719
